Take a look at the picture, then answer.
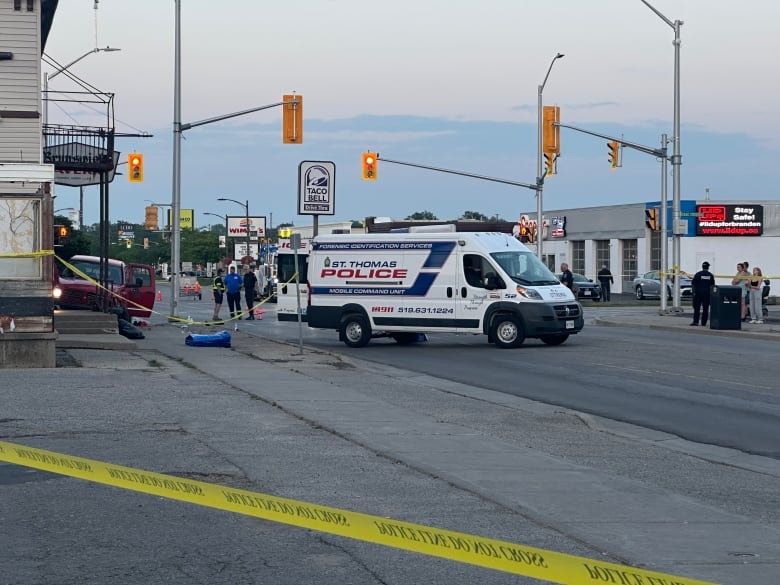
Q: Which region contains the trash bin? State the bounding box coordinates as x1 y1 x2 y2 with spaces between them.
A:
709 285 742 330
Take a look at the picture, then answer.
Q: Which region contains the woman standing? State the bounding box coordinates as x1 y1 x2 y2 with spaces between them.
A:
748 267 764 324
731 263 750 321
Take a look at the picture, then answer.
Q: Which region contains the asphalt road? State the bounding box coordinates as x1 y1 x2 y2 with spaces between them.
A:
182 297 780 460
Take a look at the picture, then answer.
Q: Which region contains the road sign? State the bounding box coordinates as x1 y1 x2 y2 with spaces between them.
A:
298 161 336 215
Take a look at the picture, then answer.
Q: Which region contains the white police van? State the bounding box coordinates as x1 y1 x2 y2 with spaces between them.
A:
306 232 583 348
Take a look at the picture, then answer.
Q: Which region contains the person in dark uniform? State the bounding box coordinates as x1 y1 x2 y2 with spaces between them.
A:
243 267 259 320
560 263 573 291
690 261 715 326
211 268 225 322
597 264 614 302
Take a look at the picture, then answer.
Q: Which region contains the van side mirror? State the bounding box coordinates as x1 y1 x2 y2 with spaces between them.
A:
484 274 502 290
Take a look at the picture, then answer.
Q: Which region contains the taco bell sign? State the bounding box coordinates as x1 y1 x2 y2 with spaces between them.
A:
298 161 336 215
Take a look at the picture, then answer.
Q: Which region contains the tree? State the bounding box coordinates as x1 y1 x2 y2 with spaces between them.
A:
405 211 438 220
460 210 488 221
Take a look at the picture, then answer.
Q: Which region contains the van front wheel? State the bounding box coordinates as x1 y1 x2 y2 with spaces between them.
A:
341 314 371 348
491 315 524 349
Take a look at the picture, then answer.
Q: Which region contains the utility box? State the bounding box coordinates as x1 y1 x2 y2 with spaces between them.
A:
709 285 742 330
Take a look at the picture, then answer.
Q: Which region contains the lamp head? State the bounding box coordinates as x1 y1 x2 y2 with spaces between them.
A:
555 53 565 59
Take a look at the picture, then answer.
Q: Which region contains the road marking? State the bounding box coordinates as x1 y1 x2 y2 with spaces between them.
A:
0 440 716 585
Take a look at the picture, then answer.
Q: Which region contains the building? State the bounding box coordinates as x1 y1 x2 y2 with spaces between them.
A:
0 0 58 367
523 200 779 293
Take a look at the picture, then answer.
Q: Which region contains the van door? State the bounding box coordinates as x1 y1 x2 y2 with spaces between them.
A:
126 263 156 318
456 252 502 332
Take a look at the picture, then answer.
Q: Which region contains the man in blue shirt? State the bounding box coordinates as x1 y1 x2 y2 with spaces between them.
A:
224 265 244 320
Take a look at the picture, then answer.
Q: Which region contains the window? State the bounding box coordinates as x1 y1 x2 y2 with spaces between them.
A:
132 266 152 287
27 0 34 11
14 0 21 11
649 231 661 270
571 241 585 275
621 239 638 284
595 240 610 270
462 254 501 289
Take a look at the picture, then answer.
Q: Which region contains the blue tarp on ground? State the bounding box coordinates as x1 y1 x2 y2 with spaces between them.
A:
185 330 231 348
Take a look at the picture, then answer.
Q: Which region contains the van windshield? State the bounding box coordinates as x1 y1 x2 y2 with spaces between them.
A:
490 251 559 286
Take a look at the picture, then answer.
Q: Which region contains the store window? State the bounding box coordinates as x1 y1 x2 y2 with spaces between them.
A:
595 240 611 270
571 241 585 275
621 239 638 285
649 231 661 270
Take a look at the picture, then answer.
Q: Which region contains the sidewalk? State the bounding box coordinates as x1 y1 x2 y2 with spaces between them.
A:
592 306 780 341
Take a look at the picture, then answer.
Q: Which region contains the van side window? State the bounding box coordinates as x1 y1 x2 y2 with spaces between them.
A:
463 254 502 289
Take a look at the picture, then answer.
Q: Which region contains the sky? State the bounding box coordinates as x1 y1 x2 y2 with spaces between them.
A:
44 0 780 229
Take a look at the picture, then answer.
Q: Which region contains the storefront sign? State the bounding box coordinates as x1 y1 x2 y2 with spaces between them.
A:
695 204 763 236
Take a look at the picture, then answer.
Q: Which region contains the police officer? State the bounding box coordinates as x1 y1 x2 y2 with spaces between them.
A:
690 261 715 326
211 268 225 322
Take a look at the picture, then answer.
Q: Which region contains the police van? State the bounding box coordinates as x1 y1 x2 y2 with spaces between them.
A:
306 232 583 348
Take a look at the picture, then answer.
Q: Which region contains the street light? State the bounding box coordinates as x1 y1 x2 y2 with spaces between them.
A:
43 46 120 125
203 212 227 241
536 52 565 263
640 0 683 310
217 198 250 265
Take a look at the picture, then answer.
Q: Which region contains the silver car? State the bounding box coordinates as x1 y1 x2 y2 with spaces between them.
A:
633 270 692 300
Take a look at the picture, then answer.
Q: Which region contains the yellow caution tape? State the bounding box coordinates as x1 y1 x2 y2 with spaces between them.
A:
0 440 718 585
0 249 54 258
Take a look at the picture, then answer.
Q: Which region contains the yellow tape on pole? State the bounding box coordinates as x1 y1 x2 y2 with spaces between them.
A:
0 441 718 585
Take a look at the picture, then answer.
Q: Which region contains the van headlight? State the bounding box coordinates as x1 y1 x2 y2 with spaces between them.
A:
516 286 542 300
52 286 63 299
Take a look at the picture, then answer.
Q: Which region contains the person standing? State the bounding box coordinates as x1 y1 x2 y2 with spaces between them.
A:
597 264 614 302
731 263 750 321
748 267 764 324
690 261 715 326
243 267 259 320
211 268 225 321
224 265 243 320
560 263 573 291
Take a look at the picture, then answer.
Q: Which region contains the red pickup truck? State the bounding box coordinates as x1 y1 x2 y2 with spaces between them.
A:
54 255 156 318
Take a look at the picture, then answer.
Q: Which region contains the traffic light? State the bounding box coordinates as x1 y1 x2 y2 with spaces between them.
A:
126 239 132 249
128 153 144 182
543 105 560 154
143 237 150 250
543 152 556 177
53 225 69 247
608 141 620 170
518 225 529 243
645 208 659 231
362 152 377 180
145 206 158 230
282 94 303 144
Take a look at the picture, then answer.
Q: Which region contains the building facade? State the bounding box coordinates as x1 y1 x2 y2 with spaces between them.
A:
0 0 57 367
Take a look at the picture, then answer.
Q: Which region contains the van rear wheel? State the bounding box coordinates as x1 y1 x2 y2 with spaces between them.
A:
341 314 371 348
491 315 524 349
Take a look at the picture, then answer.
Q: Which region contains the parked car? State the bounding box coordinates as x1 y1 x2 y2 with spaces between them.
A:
632 270 692 300
556 272 602 301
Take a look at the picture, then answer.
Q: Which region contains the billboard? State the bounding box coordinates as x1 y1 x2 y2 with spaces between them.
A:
166 208 195 230
227 216 266 240
695 204 763 236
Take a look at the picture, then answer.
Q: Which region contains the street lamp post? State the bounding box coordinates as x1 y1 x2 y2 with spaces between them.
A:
203 212 228 248
640 0 683 310
217 198 251 265
536 52 565 263
43 46 120 126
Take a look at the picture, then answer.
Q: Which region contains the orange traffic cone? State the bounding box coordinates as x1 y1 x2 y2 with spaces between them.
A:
254 306 263 320
157 290 163 301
